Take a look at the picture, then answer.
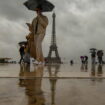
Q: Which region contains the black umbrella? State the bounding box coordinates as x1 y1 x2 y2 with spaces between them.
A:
90 48 97 53
24 0 44 10
90 48 97 51
18 41 27 46
24 0 55 12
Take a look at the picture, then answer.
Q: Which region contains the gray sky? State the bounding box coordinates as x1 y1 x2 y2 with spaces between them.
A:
0 0 105 61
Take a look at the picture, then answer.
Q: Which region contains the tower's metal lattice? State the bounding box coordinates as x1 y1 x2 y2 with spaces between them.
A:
46 13 62 64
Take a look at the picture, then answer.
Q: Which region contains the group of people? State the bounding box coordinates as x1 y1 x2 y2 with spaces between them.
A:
80 50 104 65
19 7 48 65
91 50 104 64
80 56 88 65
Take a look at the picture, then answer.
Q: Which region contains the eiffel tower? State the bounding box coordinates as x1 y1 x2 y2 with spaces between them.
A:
45 13 62 64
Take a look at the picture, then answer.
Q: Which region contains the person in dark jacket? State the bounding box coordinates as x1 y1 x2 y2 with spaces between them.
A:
19 45 25 63
91 51 96 64
80 56 85 64
84 56 88 65
97 50 104 64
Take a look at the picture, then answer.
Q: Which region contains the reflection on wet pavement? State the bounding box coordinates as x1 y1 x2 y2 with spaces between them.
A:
19 65 45 105
0 64 105 105
0 64 105 78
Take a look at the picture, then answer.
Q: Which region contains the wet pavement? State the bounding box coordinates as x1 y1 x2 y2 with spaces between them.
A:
0 63 105 105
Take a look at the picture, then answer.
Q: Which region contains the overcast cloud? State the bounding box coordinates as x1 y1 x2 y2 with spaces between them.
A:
0 0 105 62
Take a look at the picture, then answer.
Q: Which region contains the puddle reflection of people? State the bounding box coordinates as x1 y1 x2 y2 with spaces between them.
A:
19 64 25 87
81 64 88 72
97 64 103 82
90 64 96 83
91 64 103 82
91 64 103 77
97 64 103 77
19 64 45 105
91 64 96 77
81 64 84 71
19 63 30 87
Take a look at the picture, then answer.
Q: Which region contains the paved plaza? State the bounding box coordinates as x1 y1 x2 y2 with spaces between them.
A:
0 63 105 105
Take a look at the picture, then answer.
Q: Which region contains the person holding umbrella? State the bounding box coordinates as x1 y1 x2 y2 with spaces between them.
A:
24 0 54 64
32 7 48 64
97 50 104 64
19 45 25 64
90 48 97 64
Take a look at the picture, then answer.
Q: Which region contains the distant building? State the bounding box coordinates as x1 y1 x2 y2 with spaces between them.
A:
0 58 11 63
